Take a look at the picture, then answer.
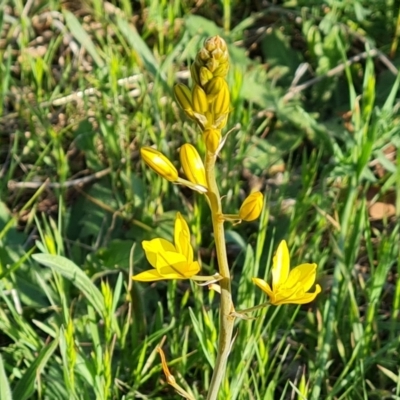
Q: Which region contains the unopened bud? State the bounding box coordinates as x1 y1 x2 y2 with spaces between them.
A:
203 129 221 153
200 67 214 87
205 36 227 54
174 83 193 112
180 144 207 188
206 57 218 73
141 147 179 182
205 77 225 98
213 62 229 78
190 62 200 85
204 37 217 53
199 47 210 61
192 84 208 114
239 192 264 221
213 81 230 115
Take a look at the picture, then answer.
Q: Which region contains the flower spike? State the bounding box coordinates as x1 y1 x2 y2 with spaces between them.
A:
252 240 321 305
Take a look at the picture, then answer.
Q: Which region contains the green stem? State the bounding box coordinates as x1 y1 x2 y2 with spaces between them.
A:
205 151 235 400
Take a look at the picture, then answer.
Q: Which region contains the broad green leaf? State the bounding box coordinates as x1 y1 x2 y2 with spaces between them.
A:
32 254 105 316
184 15 221 39
261 29 301 79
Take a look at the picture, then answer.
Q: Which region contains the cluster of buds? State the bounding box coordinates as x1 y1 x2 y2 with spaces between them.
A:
174 36 230 154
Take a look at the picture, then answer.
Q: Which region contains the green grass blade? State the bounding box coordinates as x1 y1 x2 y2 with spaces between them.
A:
12 338 59 400
63 10 105 68
116 16 165 83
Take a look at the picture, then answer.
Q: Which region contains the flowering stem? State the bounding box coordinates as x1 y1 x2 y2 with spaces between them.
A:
205 150 235 400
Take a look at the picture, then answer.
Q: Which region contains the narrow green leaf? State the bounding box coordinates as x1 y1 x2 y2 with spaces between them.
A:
0 354 12 400
383 71 400 112
188 308 215 368
12 338 59 400
63 10 104 68
32 254 105 317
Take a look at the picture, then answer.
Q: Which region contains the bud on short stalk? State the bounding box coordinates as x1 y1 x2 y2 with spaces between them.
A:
203 129 221 154
180 144 207 188
141 147 179 182
239 192 264 221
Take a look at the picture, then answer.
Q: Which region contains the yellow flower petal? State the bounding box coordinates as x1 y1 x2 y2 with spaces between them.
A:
286 263 317 292
132 269 165 282
174 213 193 263
155 251 187 270
156 260 200 279
252 277 274 299
142 239 176 268
272 284 322 305
184 261 201 277
272 240 290 290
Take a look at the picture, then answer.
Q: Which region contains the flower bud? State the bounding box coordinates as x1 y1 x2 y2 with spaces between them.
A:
190 62 200 85
141 147 178 182
199 66 214 87
213 62 229 78
213 80 230 116
203 129 221 153
205 76 224 98
206 57 218 73
174 83 193 112
204 37 217 53
180 144 207 187
205 36 227 54
192 84 208 114
239 192 264 221
199 47 211 61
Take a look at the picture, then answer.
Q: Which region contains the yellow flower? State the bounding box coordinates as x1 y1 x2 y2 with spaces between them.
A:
141 147 179 182
239 192 263 221
180 144 207 188
252 240 321 305
132 213 200 281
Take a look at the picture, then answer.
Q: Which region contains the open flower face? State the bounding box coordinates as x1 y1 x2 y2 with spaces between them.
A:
132 213 200 282
252 240 321 305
